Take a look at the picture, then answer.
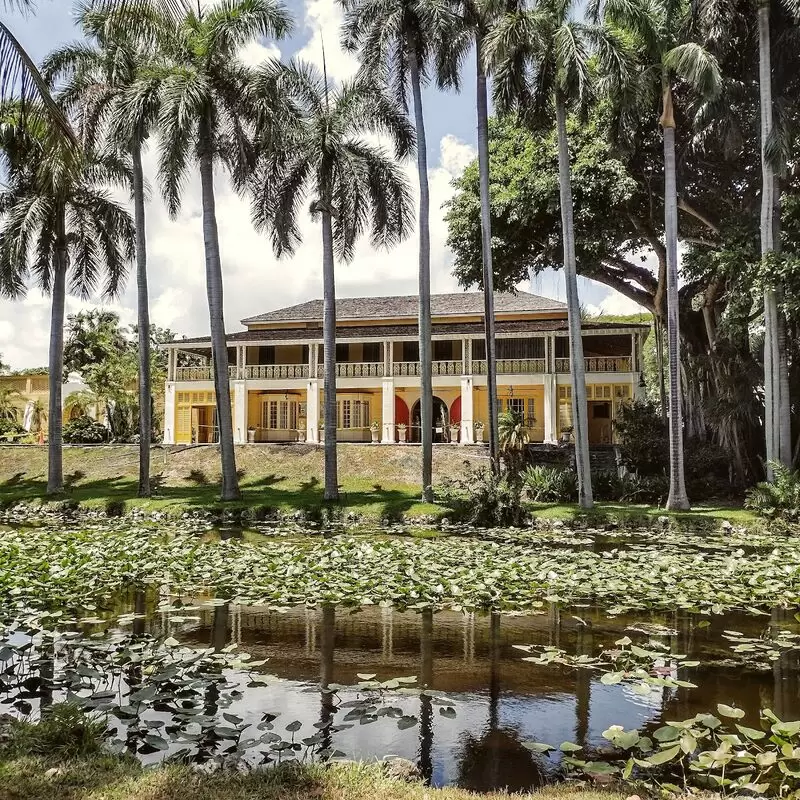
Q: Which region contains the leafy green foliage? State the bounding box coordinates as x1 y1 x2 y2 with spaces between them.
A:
436 466 527 527
0 417 25 440
523 466 577 503
62 416 109 445
746 463 800 520
615 400 668 477
5 704 109 758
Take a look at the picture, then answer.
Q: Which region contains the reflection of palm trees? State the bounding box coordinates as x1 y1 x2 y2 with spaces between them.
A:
320 604 336 755
456 612 545 793
575 625 592 747
418 608 434 783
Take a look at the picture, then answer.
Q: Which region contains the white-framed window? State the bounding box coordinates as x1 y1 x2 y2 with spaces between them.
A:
506 398 525 416
261 399 299 430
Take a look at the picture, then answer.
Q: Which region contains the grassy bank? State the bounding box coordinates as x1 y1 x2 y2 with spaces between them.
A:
0 754 629 800
0 443 757 526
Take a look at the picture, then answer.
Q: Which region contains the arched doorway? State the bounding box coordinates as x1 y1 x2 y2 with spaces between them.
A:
410 396 449 443
450 396 462 425
395 395 410 427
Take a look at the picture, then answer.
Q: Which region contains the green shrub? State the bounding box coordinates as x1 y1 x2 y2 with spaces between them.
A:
684 437 733 499
437 465 527 526
614 400 668 476
0 418 25 440
62 416 109 444
5 704 108 758
745 463 800 520
523 465 578 503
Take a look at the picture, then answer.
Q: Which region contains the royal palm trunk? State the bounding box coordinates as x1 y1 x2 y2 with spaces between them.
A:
408 45 433 501
554 97 593 509
46 204 67 495
198 121 239 500
661 87 690 510
476 34 499 469
132 141 151 497
758 0 781 478
321 208 339 501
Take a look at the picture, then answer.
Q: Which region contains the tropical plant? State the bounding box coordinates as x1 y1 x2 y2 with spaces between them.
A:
615 399 669 477
745 462 800 520
0 104 134 493
63 390 98 419
436 464 527 526
44 1 163 496
27 399 46 435
523 465 577 502
340 0 462 502
102 0 292 500
252 61 413 501
484 0 632 508
596 0 722 510
497 408 529 478
0 385 19 422
62 415 110 444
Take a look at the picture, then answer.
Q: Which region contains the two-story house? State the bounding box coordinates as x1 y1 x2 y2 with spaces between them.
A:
161 291 649 447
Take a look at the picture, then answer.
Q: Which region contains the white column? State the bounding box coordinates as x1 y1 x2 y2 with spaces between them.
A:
163 382 176 444
543 374 558 444
384 341 393 377
306 379 320 443
460 376 474 444
310 343 318 378
382 378 395 442
167 348 176 381
233 380 246 444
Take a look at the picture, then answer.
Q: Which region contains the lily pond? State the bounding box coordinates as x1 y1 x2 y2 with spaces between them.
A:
3 514 800 794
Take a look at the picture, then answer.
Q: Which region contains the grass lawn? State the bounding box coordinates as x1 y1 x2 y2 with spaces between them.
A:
0 754 629 800
0 443 758 526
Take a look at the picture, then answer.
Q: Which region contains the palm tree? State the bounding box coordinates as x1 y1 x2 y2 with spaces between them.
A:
485 0 631 508
107 0 292 500
340 0 462 502
0 0 75 142
251 60 414 501
0 104 135 493
44 2 162 497
597 0 721 509
498 407 528 477
445 0 521 471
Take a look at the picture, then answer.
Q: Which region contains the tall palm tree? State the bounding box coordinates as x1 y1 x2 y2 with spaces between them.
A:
445 0 521 471
0 0 75 142
597 0 721 509
0 104 135 493
251 60 414 501
44 2 162 497
340 0 462 502
485 0 631 508
108 0 292 500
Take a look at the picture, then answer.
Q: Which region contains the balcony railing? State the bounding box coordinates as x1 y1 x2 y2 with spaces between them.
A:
472 358 546 375
555 357 633 373
317 362 385 378
393 360 463 377
245 364 309 380
176 366 213 381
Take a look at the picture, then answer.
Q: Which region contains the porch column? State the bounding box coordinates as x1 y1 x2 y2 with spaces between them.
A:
306 379 320 443
383 340 393 377
460 376 474 444
167 348 176 381
543 374 558 444
163 382 176 444
310 343 319 379
462 338 472 375
233 380 246 444
382 377 395 443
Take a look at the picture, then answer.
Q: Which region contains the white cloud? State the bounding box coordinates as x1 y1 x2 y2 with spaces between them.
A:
294 0 360 81
238 40 281 68
439 134 476 178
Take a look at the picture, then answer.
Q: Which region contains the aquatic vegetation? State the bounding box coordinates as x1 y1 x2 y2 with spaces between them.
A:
1 517 800 615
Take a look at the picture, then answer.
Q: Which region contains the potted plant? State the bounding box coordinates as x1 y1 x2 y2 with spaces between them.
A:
449 422 460 443
318 418 325 444
397 422 407 443
474 420 485 443
296 427 306 443
560 426 573 444
247 426 256 444
370 420 380 443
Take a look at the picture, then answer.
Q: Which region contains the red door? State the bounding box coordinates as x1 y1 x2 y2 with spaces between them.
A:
450 396 462 425
395 396 410 426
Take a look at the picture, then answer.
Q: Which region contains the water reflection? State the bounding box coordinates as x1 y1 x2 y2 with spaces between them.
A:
64 600 800 790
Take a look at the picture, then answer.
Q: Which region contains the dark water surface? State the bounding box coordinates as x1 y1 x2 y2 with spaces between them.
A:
102 596 800 792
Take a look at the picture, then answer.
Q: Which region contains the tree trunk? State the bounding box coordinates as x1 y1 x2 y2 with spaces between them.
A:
408 44 433 502
46 205 67 495
132 142 151 497
758 0 781 480
654 314 667 421
198 121 239 500
476 34 499 471
661 86 690 510
773 192 792 467
555 97 592 509
321 209 339 501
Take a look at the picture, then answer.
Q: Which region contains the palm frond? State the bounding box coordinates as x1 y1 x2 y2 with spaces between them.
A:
663 41 721 99
203 0 293 56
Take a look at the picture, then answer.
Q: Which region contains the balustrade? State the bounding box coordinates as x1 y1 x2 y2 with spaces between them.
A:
555 357 633 373
245 364 309 380
317 362 384 378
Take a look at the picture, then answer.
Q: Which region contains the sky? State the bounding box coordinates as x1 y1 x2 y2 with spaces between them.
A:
0 0 643 369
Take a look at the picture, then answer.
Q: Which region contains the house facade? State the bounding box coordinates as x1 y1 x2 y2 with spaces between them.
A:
161 292 649 447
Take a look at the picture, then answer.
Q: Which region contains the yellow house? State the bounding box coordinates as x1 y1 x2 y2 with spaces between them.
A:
0 371 96 435
161 292 649 446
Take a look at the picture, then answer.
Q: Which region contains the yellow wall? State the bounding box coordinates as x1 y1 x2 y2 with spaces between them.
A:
473 386 545 442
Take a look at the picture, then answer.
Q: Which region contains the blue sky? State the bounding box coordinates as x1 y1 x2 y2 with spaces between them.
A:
0 0 635 368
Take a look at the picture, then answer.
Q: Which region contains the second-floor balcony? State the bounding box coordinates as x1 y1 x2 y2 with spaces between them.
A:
317 362 384 378
473 358 547 375
555 356 632 373
393 360 463 377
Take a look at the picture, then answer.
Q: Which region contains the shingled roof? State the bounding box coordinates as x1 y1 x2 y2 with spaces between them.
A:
241 291 566 326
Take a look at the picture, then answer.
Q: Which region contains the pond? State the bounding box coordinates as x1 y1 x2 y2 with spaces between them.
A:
2 515 800 793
